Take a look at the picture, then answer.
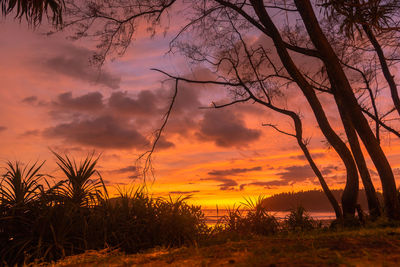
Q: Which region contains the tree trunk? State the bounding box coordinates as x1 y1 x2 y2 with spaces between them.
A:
334 93 381 219
332 94 360 218
292 114 343 220
294 0 400 219
249 0 359 218
265 103 344 220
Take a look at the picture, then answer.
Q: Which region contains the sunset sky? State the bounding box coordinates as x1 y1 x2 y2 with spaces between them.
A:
1 12 400 208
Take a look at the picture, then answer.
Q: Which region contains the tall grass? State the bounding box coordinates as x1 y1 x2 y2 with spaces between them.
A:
214 196 279 238
0 155 208 266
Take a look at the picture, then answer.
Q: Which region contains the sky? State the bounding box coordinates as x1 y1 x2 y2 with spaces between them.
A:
1 11 400 208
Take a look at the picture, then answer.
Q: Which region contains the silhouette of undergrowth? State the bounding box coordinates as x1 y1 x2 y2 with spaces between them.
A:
0 155 208 266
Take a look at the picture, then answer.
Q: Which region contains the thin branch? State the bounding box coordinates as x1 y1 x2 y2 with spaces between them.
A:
137 78 179 181
362 107 400 139
262 123 296 137
210 97 252 109
151 68 242 87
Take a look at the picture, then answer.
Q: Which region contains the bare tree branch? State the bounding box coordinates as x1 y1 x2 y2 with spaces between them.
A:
137 78 178 182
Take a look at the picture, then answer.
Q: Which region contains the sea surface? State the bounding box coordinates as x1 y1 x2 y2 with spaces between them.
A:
203 209 336 225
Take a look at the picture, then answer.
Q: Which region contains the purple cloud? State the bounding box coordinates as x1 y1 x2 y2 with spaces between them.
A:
44 115 148 149
208 166 262 176
196 110 261 148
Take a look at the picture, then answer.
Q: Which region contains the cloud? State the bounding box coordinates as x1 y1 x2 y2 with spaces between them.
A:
38 70 263 152
240 180 290 190
289 153 326 161
201 177 238 191
196 110 261 148
103 179 113 185
208 166 262 176
203 164 262 191
150 84 205 137
276 165 315 181
328 175 347 185
249 164 334 189
53 91 105 112
44 115 148 149
103 179 128 186
172 84 202 113
321 165 339 175
156 136 175 150
21 129 40 137
22 96 38 104
0 126 7 132
42 44 121 89
169 190 200 194
108 91 160 116
264 164 339 188
108 165 137 174
41 88 182 150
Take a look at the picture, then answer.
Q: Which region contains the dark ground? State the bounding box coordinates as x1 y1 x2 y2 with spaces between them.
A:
44 227 400 267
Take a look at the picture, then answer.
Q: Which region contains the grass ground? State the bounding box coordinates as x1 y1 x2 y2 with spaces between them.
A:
38 227 400 267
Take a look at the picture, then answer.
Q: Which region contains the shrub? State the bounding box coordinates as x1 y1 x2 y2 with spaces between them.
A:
0 157 209 265
52 151 106 207
217 196 279 237
284 206 317 232
242 196 279 236
92 188 209 253
0 161 47 265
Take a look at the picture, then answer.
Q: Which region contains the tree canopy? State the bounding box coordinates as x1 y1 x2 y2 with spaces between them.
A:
1 0 65 26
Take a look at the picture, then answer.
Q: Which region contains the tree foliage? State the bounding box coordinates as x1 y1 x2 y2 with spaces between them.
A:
1 0 65 26
321 0 400 36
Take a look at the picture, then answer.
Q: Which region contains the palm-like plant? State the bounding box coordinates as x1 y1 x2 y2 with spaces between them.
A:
52 151 106 207
0 161 46 265
241 196 279 235
1 0 65 26
321 0 397 36
0 161 44 208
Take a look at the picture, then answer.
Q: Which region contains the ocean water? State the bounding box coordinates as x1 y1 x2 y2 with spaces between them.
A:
202 209 336 225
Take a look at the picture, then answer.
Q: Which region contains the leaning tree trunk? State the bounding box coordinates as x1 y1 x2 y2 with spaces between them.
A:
291 111 343 220
249 0 359 219
334 92 381 219
294 0 400 219
264 103 344 220
332 93 360 218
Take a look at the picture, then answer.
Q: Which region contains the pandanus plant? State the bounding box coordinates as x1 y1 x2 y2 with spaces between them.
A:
0 0 65 26
52 151 107 208
0 161 47 265
0 161 44 208
241 196 279 235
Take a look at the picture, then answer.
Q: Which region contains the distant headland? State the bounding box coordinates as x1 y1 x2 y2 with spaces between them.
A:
262 189 383 212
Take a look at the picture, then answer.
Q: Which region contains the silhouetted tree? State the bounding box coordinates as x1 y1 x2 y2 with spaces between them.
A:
152 18 344 220
323 0 400 117
294 0 399 218
61 0 400 219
